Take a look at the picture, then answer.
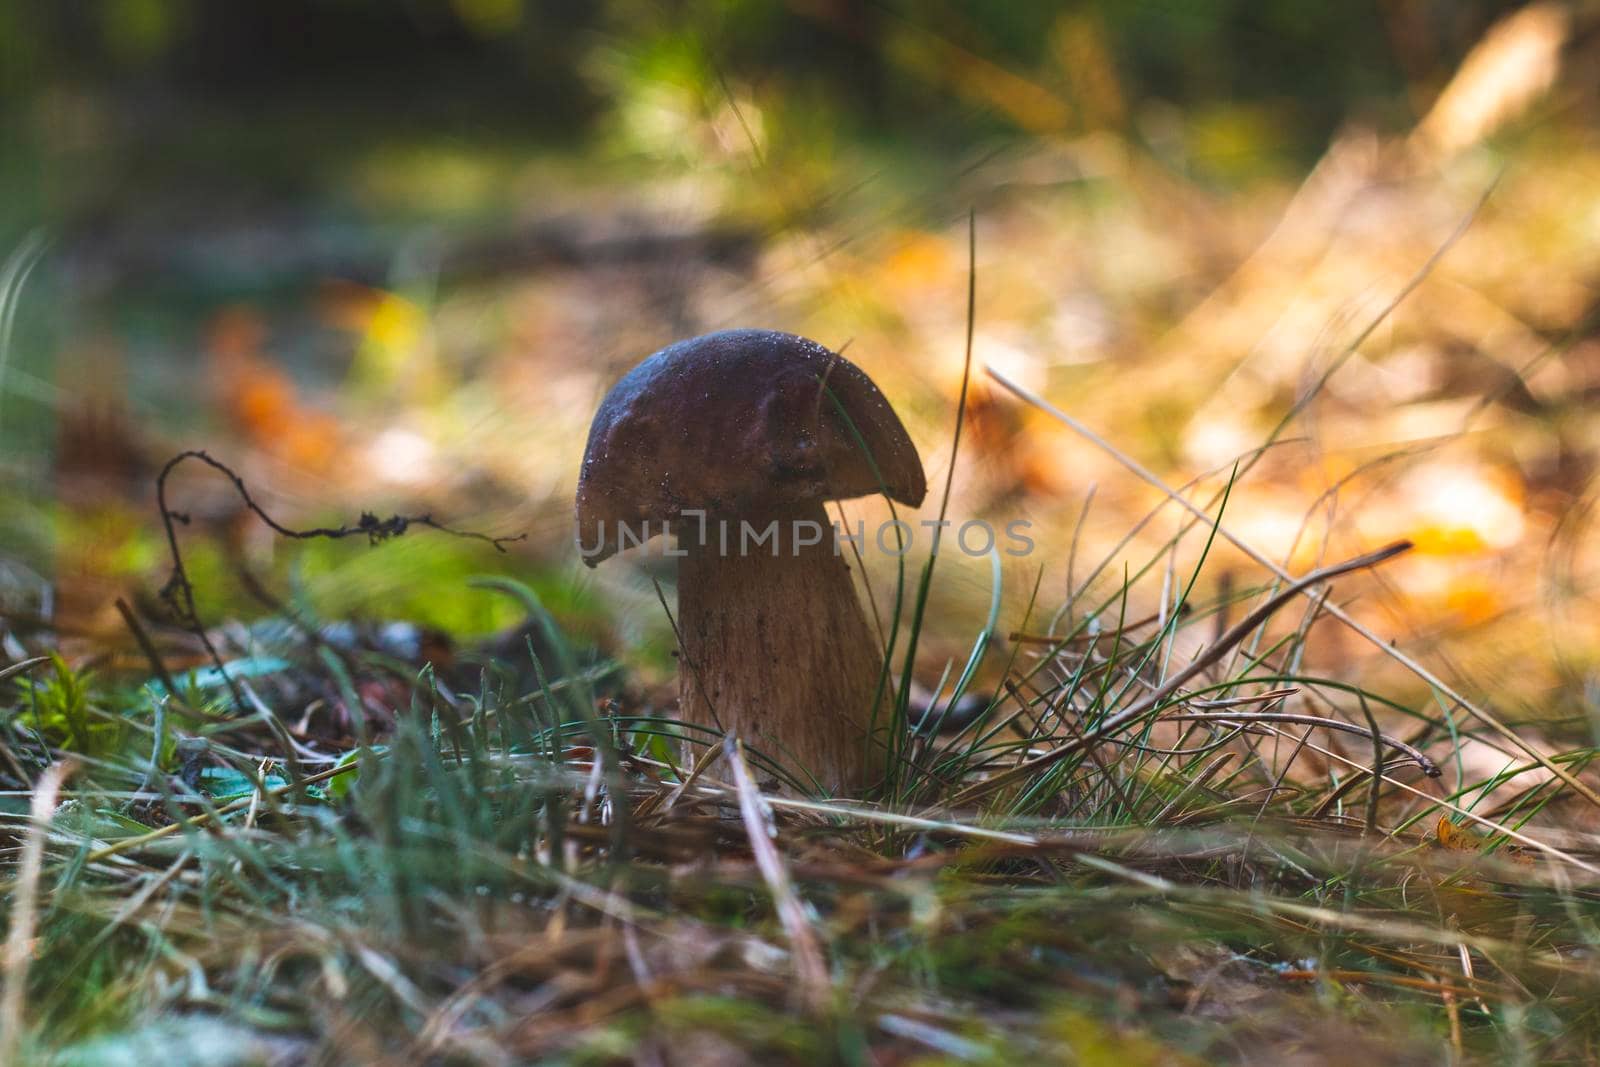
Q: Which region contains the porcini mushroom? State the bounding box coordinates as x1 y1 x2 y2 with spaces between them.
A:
576 329 925 791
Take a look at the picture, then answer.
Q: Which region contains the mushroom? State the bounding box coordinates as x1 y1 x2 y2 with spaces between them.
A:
576 329 925 792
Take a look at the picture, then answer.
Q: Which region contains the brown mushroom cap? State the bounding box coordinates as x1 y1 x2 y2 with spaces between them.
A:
576 329 926 565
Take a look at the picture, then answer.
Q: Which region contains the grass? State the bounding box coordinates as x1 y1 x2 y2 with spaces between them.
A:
5 382 1600 1066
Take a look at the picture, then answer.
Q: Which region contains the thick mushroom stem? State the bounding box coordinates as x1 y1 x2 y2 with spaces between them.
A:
675 501 886 792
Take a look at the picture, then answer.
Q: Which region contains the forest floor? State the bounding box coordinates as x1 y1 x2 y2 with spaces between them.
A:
7 14 1600 1064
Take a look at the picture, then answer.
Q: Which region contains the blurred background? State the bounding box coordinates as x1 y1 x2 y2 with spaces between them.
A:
2 0 1598 741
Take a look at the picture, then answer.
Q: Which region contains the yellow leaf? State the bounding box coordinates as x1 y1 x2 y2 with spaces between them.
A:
1436 816 1482 853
